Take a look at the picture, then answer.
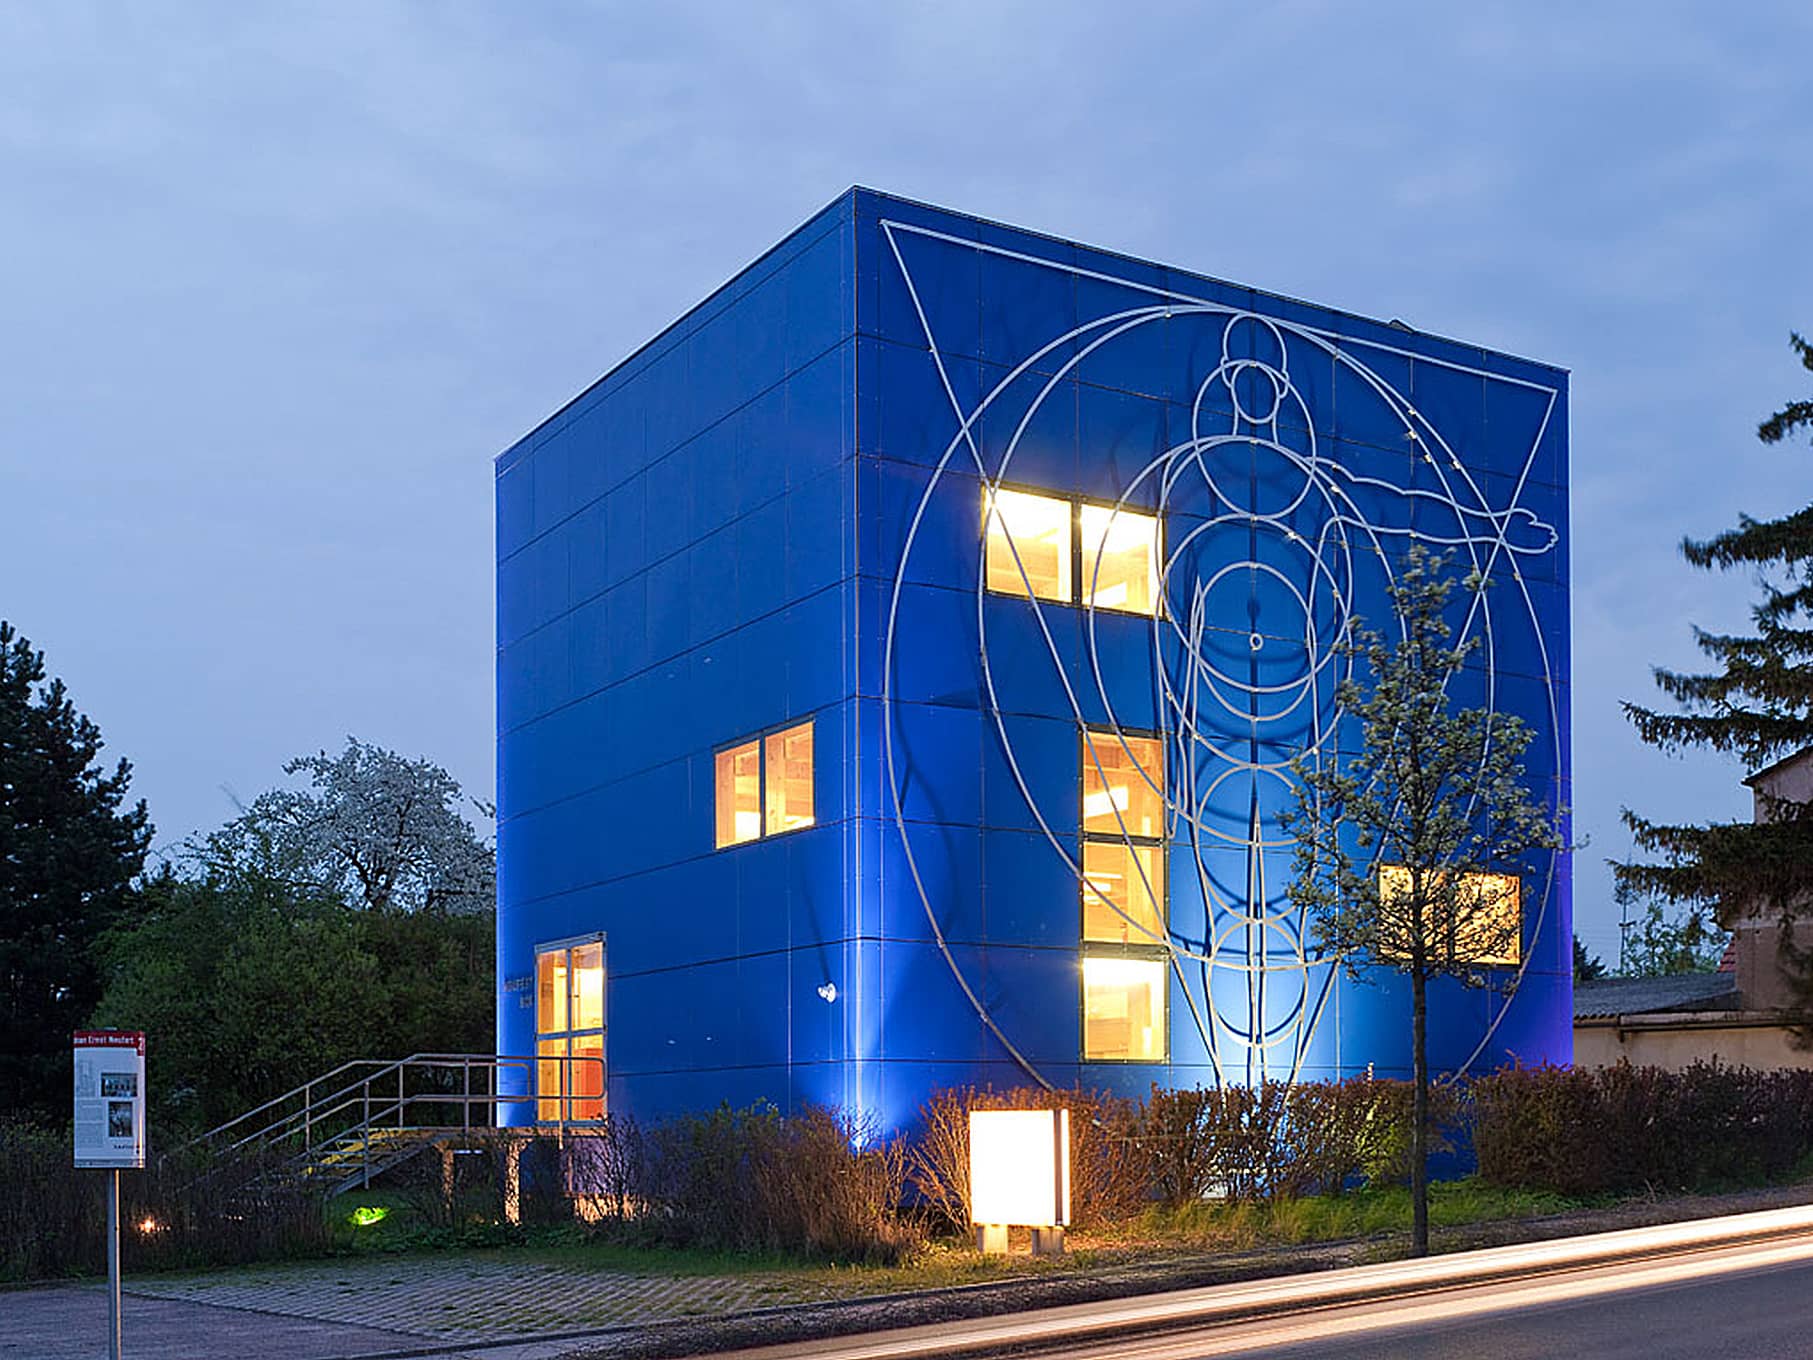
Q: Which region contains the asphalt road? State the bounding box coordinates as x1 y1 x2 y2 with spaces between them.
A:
705 1219 1813 1360
1049 1239 1813 1359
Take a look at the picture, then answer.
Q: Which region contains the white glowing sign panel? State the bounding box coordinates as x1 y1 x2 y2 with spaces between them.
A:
73 1030 146 1169
968 1108 1070 1228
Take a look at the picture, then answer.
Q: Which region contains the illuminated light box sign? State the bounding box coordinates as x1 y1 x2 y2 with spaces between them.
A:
73 1030 146 1169
969 1108 1070 1228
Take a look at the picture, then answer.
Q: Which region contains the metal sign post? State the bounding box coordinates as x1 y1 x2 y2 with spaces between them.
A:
74 1030 146 1360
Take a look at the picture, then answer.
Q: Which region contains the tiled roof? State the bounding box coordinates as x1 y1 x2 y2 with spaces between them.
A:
1573 972 1741 1020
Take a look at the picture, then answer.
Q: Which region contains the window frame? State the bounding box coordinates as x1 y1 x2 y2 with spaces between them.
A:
1078 726 1171 1064
1078 496 1162 618
713 738 763 848
711 716 817 850
1374 864 1524 968
533 932 607 1126
982 482 1164 620
984 485 1074 604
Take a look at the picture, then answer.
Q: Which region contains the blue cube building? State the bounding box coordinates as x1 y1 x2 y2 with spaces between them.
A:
495 188 1571 1132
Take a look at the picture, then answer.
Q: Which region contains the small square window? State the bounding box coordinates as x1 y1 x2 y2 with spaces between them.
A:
1082 955 1167 1061
1082 841 1166 945
1080 504 1159 615
1082 732 1165 838
1377 865 1522 966
764 721 815 835
714 740 761 848
986 488 1073 603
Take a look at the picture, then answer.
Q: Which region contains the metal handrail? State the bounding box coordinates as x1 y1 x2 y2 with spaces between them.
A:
166 1052 606 1189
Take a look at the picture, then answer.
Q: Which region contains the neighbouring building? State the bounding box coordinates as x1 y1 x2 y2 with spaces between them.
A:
494 188 1574 1132
1575 748 1813 1070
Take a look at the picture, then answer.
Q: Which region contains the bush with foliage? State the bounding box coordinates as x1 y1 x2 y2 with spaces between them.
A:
574 1104 916 1263
1473 1061 1813 1195
0 1120 331 1282
92 869 494 1136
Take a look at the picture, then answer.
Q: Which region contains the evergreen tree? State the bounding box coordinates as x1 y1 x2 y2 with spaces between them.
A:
1285 546 1565 1257
1618 334 1813 996
1574 936 1608 982
0 621 151 1121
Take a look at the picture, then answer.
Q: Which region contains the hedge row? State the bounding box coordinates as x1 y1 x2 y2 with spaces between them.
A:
1472 1061 1813 1195
0 1120 331 1282
570 1105 915 1262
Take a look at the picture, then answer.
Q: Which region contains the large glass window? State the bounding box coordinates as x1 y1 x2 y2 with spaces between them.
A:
1081 728 1168 1060
1377 865 1522 966
715 719 815 849
1083 956 1166 1062
1080 504 1159 616
985 488 1073 603
984 486 1161 618
714 740 761 848
535 939 605 1122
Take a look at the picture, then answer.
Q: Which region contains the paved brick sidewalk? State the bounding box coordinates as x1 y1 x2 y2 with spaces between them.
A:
2 1285 436 1360
120 1253 832 1341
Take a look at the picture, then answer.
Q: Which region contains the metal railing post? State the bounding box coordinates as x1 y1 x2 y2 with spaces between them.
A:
463 1057 472 1134
362 1076 372 1189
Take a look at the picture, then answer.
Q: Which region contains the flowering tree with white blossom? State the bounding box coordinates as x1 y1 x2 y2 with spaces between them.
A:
200 738 494 914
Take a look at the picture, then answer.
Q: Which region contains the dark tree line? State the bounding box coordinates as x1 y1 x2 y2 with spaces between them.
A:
0 619 495 1134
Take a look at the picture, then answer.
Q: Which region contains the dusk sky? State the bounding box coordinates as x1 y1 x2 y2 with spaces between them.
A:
4 3 1811 964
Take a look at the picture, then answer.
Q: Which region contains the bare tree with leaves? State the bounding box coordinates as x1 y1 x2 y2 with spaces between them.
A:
1284 545 1565 1257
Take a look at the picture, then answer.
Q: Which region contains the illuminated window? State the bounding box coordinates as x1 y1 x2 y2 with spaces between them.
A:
715 719 815 848
985 488 1073 603
714 740 761 848
535 938 605 1122
1080 504 1159 616
1082 841 1166 945
1083 955 1166 1062
1080 728 1168 1060
1377 864 1522 966
764 722 815 835
1082 733 1165 838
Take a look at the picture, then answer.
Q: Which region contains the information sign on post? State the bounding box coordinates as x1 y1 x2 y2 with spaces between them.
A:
74 1030 146 1169
75 1029 144 1360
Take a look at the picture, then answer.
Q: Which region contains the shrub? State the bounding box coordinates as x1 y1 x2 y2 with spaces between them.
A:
571 1104 916 1263
1137 1078 1456 1207
0 1119 331 1282
1473 1061 1813 1196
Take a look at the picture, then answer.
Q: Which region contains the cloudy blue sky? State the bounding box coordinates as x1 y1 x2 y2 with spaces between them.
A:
3 3 1810 962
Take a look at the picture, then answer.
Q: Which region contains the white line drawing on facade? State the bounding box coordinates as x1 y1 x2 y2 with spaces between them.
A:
879 219 1565 1087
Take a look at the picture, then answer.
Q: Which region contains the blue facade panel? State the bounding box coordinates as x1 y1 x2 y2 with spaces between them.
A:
497 188 1571 1133
496 197 860 1123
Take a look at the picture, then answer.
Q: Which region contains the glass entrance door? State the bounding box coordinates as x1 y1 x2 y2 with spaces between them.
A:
535 937 605 1122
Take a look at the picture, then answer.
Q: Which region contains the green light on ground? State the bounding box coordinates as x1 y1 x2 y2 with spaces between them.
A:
348 1206 389 1227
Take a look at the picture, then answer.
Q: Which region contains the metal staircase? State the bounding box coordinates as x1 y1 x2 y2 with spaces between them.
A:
170 1051 605 1197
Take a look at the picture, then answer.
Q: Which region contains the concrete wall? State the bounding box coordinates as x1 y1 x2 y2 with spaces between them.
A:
1575 1016 1813 1071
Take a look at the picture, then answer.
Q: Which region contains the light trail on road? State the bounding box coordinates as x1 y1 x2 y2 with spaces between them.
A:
1047 1233 1813 1358
703 1205 1813 1360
